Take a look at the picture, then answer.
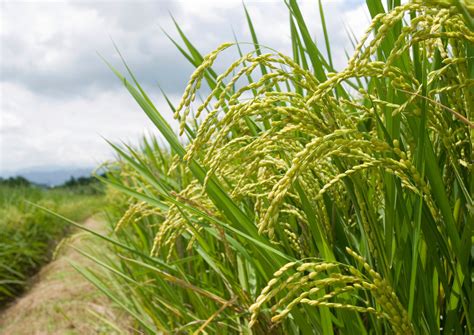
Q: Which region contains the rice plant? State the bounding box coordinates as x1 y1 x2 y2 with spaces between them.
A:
86 0 473 333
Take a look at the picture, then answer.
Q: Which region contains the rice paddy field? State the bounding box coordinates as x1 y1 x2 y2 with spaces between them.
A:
1 0 473 334
0 181 104 305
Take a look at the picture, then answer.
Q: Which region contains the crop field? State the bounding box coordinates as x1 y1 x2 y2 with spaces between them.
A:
0 0 472 334
0 181 104 304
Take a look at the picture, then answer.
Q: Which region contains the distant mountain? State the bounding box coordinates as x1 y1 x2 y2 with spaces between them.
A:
0 167 94 187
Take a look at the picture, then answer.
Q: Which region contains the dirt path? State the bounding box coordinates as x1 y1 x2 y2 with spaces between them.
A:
0 217 130 335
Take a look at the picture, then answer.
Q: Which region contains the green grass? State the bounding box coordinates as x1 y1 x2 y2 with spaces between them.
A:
78 1 472 333
0 185 105 305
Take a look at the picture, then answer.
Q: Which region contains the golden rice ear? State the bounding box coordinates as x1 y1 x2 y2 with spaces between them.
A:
250 252 414 334
150 181 215 258
175 42 234 136
413 0 474 16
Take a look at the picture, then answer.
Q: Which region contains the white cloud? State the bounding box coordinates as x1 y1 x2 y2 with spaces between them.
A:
0 112 22 132
0 82 179 171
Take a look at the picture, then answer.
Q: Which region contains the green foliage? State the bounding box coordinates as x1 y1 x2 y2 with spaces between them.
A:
0 185 104 305
0 176 32 188
56 175 105 195
85 1 472 334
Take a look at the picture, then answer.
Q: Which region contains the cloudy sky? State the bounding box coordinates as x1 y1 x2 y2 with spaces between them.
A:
0 0 369 175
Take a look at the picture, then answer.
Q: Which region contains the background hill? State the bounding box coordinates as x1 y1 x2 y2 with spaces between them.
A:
0 167 93 187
